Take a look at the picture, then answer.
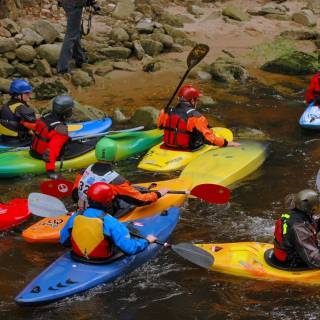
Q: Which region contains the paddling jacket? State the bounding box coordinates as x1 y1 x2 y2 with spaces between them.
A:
60 207 149 259
30 113 69 171
73 162 162 210
157 100 227 150
0 99 36 139
273 209 320 268
305 73 320 104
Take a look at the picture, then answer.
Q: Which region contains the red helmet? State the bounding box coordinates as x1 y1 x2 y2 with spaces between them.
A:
178 84 203 101
87 182 115 206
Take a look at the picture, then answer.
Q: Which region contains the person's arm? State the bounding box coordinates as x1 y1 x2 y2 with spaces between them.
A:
15 105 36 123
60 214 76 246
305 75 318 104
157 109 167 129
292 223 320 268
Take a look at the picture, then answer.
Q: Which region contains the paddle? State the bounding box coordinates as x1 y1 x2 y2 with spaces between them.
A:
316 169 320 192
165 43 210 111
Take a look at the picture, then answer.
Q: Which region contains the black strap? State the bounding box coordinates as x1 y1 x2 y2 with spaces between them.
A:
81 6 93 36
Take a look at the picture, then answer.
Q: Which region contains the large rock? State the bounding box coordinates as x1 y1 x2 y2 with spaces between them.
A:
33 20 59 44
99 46 131 59
261 51 317 75
110 27 130 42
34 79 68 100
209 58 249 83
222 6 250 21
113 61 138 72
257 4 288 15
37 43 61 66
35 59 52 77
0 37 16 53
0 77 11 93
0 26 11 38
140 39 163 56
159 13 184 27
15 45 37 62
129 106 160 129
163 24 189 40
292 10 317 27
307 0 320 14
112 0 135 20
1 18 20 35
21 28 44 46
132 40 145 60
152 32 173 49
136 19 154 34
0 60 15 77
71 69 93 87
280 30 319 40
15 63 33 77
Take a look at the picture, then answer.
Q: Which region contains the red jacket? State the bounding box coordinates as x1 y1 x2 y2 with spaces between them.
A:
305 73 320 104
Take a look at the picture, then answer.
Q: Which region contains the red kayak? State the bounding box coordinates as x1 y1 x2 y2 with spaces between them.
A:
0 199 30 231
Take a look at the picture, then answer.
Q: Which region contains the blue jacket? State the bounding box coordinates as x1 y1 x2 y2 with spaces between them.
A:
60 208 149 255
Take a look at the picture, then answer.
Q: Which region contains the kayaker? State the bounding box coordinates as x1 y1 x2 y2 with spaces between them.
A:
305 72 320 105
60 182 156 261
72 160 168 212
0 79 36 144
30 95 74 180
157 84 240 150
273 189 320 268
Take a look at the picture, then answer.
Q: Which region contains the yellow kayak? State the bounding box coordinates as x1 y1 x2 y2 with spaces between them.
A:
138 128 233 172
22 178 191 243
180 140 267 189
196 242 320 285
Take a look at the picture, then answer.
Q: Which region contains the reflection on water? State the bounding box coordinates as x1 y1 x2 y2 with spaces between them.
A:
1 77 320 319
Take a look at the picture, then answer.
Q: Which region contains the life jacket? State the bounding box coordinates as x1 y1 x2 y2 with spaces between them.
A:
31 113 63 156
70 211 113 259
0 101 24 137
313 73 320 96
274 212 318 262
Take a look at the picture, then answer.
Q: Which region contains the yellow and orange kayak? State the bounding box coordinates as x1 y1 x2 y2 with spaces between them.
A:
196 242 320 285
22 178 191 243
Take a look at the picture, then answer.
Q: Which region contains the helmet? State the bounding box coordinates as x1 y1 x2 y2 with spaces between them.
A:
87 182 115 209
9 79 32 95
52 95 74 117
178 84 202 101
295 189 319 214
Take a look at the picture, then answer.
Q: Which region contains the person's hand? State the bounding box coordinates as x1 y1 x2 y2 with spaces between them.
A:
157 188 169 196
47 170 59 180
228 141 241 147
146 235 157 243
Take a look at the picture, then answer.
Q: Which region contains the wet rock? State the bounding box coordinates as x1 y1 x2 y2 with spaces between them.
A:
113 61 138 72
99 46 131 59
37 43 62 66
261 51 317 75
129 106 160 129
159 13 184 27
175 14 194 24
35 59 52 77
135 3 152 17
197 95 217 109
34 79 68 100
234 127 269 140
306 0 320 14
33 20 59 44
140 39 163 57
112 0 135 20
187 5 205 16
136 19 154 34
0 60 15 77
170 43 183 52
195 70 212 81
94 64 113 76
152 32 173 49
143 59 161 72
258 3 288 15
0 37 16 53
222 6 250 21
0 26 11 38
21 28 44 46
110 27 130 42
280 30 319 40
264 13 291 21
0 77 11 93
15 45 36 62
71 69 93 87
113 108 129 124
15 63 33 77
292 10 317 27
209 58 249 83
1 18 20 35
3 51 16 61
163 24 189 40
132 40 145 60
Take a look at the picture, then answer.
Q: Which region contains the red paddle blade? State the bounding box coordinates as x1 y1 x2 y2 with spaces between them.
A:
40 179 74 198
190 184 231 204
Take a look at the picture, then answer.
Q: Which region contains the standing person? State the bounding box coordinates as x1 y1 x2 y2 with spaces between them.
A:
157 84 240 150
30 95 74 179
57 0 87 74
273 189 320 268
0 79 36 144
305 71 320 106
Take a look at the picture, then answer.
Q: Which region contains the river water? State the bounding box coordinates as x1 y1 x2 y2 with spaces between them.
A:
1 72 320 319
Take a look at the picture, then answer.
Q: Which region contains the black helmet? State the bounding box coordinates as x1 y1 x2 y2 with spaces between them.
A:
52 95 74 117
295 189 319 214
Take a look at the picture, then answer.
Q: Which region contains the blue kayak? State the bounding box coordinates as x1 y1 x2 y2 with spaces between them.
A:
15 207 180 305
0 117 112 152
299 102 320 129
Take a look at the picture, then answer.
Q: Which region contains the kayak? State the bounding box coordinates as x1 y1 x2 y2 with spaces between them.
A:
138 127 233 172
196 242 320 285
0 129 163 178
15 206 180 305
0 117 112 152
299 102 320 129
180 140 268 189
22 177 190 243
0 198 30 232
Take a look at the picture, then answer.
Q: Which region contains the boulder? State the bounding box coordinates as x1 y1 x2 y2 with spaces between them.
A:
33 20 59 44
132 40 145 60
15 45 37 62
129 106 160 129
35 59 52 77
159 13 184 27
0 26 11 38
113 61 138 72
94 64 113 76
0 37 16 53
1 18 20 35
222 6 250 21
163 24 189 40
21 28 44 46
71 69 93 87
112 0 135 20
136 19 154 34
261 51 317 75
152 32 173 49
292 10 317 27
306 0 320 14
280 30 319 40
0 60 15 77
110 27 130 42
140 39 163 56
258 4 288 15
187 5 205 16
0 77 11 93
37 43 61 66
34 79 68 100
15 63 33 77
197 95 217 109
209 58 249 83
143 59 161 72
99 46 131 59
113 108 129 124
3 51 15 61
264 13 291 21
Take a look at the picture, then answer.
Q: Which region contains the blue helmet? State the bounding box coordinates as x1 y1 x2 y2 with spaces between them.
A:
9 79 33 96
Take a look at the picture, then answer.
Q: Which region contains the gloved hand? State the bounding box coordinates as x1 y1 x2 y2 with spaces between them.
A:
47 170 59 180
42 149 50 163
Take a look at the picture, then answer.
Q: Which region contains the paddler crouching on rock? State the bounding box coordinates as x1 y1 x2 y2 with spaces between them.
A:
273 189 320 268
30 95 74 180
157 84 241 150
60 182 157 261
305 71 320 106
0 79 36 145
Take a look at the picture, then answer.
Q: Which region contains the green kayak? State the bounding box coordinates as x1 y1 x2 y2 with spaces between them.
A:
0 129 163 178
